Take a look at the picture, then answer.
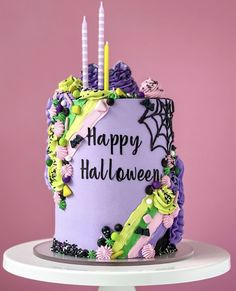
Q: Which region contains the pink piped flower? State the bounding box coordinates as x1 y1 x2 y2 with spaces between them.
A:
140 78 164 98
141 244 155 259
53 192 61 205
172 206 180 218
163 214 174 229
96 245 113 261
56 145 68 160
54 121 65 138
161 175 171 187
61 164 73 178
48 104 57 119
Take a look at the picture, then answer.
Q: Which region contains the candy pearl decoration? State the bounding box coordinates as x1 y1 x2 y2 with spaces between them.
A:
145 185 153 195
59 138 68 147
65 155 72 162
62 176 71 183
137 91 145 98
107 98 115 106
111 232 119 241
152 180 161 189
46 158 53 167
146 198 153 205
56 104 63 113
61 100 67 106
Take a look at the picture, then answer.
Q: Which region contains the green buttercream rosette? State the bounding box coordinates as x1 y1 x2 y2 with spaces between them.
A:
153 186 177 214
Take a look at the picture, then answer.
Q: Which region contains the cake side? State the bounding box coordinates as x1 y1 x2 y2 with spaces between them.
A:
45 69 185 260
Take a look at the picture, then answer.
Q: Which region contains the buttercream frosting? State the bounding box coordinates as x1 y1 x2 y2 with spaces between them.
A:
140 78 164 98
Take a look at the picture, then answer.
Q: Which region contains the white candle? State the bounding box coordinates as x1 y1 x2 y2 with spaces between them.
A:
98 2 104 89
82 16 88 89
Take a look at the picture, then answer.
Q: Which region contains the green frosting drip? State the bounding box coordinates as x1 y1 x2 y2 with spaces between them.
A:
64 99 87 135
120 206 157 258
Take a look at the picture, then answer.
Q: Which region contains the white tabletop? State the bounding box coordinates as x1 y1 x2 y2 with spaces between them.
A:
2 239 231 288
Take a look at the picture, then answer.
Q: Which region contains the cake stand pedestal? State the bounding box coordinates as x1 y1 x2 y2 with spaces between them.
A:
2 239 230 291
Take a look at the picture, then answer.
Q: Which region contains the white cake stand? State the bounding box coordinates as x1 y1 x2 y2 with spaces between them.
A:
2 239 230 291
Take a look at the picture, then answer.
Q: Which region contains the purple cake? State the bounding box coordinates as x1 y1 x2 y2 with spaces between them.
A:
45 64 185 260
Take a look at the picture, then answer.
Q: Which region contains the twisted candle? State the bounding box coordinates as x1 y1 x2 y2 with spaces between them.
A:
98 2 104 89
82 16 88 89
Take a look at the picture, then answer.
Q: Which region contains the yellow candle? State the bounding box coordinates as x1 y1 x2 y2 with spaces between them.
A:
104 41 109 90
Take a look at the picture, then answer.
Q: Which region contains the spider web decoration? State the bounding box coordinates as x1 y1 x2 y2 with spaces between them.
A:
138 98 175 154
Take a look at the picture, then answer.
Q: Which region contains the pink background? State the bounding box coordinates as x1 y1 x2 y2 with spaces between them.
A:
0 0 235 290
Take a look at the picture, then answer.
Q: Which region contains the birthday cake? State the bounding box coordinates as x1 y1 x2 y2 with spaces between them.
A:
45 4 184 261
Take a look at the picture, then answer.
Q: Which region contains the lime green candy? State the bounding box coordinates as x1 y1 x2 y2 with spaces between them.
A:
59 200 66 210
46 158 53 167
72 89 81 99
59 138 68 147
111 231 120 241
71 105 81 115
108 91 118 99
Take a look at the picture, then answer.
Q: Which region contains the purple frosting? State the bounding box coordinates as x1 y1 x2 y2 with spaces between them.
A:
81 61 139 94
169 158 185 245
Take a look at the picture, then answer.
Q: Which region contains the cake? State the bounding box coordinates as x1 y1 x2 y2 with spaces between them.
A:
45 62 185 260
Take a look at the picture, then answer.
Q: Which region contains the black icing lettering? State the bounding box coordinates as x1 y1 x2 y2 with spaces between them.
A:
87 127 143 156
116 167 125 181
80 158 161 183
90 166 101 179
153 169 159 181
119 135 128 155
137 169 145 181
110 134 119 155
126 167 137 181
130 136 142 155
80 159 89 179
87 127 96 146
97 134 109 146
144 169 153 182
100 158 108 180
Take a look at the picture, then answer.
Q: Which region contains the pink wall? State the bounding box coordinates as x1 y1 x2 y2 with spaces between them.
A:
0 0 235 290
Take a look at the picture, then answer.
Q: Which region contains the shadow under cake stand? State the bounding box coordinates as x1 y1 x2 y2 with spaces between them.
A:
3 239 231 291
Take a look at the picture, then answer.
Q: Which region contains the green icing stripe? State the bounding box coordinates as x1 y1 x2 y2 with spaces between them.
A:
64 99 87 136
119 206 157 259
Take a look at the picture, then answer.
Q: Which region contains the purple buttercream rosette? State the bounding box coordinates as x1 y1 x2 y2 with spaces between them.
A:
81 61 139 94
169 158 185 245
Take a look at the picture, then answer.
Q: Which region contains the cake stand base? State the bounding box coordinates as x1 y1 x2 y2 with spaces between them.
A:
2 239 231 289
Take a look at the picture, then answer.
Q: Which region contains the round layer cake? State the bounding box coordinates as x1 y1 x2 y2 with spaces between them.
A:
45 64 184 260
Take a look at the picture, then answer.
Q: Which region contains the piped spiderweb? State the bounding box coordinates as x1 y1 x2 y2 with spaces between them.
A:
138 98 175 154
